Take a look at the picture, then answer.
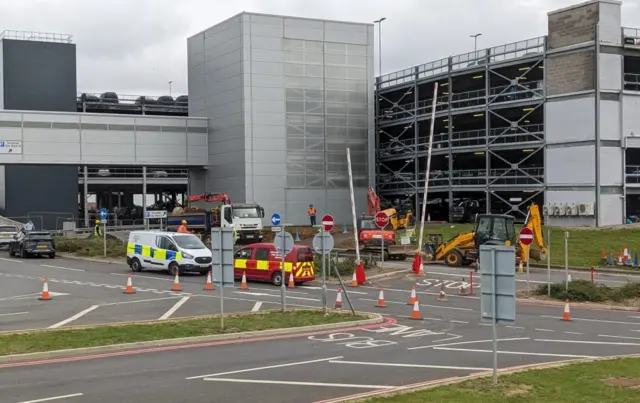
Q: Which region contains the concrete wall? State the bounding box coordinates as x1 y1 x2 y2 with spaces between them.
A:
1 39 77 112
188 15 246 202
0 110 208 165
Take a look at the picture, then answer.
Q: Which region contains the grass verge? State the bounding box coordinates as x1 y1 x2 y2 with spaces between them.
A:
0 310 364 357
533 279 640 304
367 357 640 403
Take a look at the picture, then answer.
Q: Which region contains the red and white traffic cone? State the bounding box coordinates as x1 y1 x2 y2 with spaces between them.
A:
203 271 214 291
375 288 386 308
407 285 418 305
438 283 447 302
410 301 422 320
335 289 343 309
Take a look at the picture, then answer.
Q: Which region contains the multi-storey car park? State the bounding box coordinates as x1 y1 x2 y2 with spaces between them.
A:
375 0 640 227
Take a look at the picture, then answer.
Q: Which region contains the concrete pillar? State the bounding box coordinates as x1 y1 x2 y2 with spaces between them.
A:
83 166 89 227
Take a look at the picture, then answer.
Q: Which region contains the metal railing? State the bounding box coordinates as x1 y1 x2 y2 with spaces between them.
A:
623 27 640 45
77 92 188 116
624 73 640 92
0 30 72 44
79 167 189 179
625 165 640 183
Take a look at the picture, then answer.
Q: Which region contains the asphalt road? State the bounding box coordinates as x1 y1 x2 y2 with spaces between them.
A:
3 255 640 402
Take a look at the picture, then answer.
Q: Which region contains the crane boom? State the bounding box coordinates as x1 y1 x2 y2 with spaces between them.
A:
187 193 231 204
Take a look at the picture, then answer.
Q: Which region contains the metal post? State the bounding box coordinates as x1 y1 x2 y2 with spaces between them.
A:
374 17 386 76
470 33 482 59
83 166 89 228
103 221 107 257
380 227 385 270
142 166 148 230
417 83 439 249
346 148 361 263
332 261 356 316
491 247 498 385
595 24 601 227
281 223 286 312
547 229 551 297
219 229 224 331
526 244 530 292
564 231 569 292
321 230 327 313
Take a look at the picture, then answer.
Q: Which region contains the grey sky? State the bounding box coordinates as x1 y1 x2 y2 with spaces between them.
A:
0 0 638 97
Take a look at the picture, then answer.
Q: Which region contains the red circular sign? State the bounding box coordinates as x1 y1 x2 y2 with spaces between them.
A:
321 214 334 231
519 227 534 246
374 211 389 229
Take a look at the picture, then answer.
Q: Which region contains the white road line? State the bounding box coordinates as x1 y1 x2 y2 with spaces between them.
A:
158 296 190 320
0 293 39 301
0 311 28 317
540 315 640 325
564 331 584 335
534 328 555 332
408 337 530 351
478 323 491 326
203 378 395 389
420 271 547 284
433 347 595 358
19 393 84 403
536 339 640 346
450 320 468 324
430 334 463 344
329 360 490 371
598 334 640 340
40 264 84 272
251 301 262 312
186 356 344 380
110 273 174 282
359 298 472 311
360 285 479 300
506 326 525 330
48 305 99 329
101 297 182 306
0 257 22 263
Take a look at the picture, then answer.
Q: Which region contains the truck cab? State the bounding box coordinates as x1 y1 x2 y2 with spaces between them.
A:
231 203 265 243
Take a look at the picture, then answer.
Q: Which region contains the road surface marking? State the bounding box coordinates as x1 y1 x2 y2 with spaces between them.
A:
359 298 472 311
536 339 640 346
159 296 190 320
433 347 595 358
48 305 99 329
598 334 640 340
534 328 555 332
234 291 320 302
478 323 491 326
186 356 344 380
540 315 640 325
19 393 84 403
506 326 525 330
0 257 22 263
430 334 463 344
419 271 546 284
203 377 394 389
101 297 182 306
110 273 174 282
360 285 479 300
329 360 490 371
251 301 262 312
450 320 468 324
0 311 28 317
40 264 84 272
564 331 584 335
408 337 530 350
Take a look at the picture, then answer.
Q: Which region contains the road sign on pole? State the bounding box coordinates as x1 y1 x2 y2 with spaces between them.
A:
374 211 389 229
145 210 168 219
270 213 281 227
480 244 516 386
274 231 294 256
321 214 334 232
313 231 334 313
274 224 292 313
519 227 533 246
99 208 107 221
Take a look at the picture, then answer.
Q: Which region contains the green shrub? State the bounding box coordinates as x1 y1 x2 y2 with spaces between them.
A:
54 236 125 258
314 254 376 278
535 279 640 302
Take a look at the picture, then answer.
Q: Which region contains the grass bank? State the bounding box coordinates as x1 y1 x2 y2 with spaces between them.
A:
533 279 640 304
0 310 364 356
421 223 640 268
368 357 640 403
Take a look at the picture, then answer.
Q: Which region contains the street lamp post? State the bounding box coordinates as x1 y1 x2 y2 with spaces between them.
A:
374 17 386 77
470 33 482 58
168 80 173 97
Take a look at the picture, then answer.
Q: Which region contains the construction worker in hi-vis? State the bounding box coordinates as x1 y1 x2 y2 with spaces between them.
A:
94 219 103 237
308 204 316 226
177 220 189 233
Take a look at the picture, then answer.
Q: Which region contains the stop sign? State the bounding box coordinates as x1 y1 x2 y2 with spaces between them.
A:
321 214 334 232
519 227 534 246
374 211 389 229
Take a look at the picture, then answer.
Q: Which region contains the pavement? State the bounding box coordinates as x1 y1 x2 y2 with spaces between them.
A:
3 255 640 402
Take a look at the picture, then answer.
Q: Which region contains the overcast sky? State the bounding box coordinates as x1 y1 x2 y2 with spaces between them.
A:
0 0 638 97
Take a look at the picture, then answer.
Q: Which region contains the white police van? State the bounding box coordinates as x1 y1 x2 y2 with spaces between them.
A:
126 231 212 276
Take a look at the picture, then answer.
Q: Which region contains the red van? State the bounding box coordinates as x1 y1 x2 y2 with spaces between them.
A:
234 243 315 286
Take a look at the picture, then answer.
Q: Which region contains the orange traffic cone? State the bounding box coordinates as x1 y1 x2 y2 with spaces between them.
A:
407 285 418 305
418 259 425 276
438 283 447 301
288 272 295 288
410 300 422 320
171 273 182 292
241 271 248 289
203 271 214 291
123 274 136 294
38 278 52 301
335 289 343 309
350 271 358 287
375 288 386 308
562 299 571 321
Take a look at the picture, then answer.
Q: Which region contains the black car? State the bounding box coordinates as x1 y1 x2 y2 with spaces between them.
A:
9 231 56 258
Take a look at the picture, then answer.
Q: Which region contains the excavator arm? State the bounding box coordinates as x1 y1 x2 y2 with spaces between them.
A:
519 203 548 262
368 187 380 216
187 193 231 204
